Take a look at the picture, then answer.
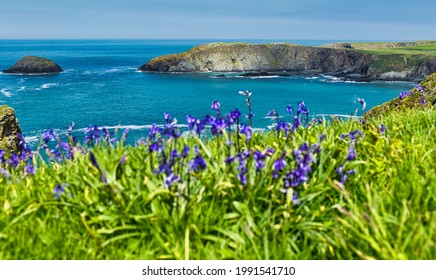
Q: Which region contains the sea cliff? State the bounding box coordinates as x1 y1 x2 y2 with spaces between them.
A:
139 42 436 82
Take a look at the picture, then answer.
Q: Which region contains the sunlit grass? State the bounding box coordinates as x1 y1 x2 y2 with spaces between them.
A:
0 104 435 259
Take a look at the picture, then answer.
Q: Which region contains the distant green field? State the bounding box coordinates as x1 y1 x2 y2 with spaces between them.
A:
349 42 436 56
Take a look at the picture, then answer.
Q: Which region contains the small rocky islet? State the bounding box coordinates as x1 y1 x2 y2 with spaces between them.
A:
138 41 436 82
2 56 63 74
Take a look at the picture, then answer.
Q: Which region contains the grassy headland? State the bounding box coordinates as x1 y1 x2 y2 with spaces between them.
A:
0 75 435 260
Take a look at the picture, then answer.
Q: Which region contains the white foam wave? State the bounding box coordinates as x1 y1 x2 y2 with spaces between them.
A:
18 86 26 92
103 67 137 74
1 88 11 97
36 83 59 91
24 136 40 145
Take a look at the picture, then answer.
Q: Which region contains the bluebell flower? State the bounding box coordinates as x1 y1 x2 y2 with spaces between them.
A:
181 145 190 158
164 112 171 123
240 124 252 140
0 149 5 164
25 163 35 175
266 109 278 117
297 102 309 115
286 105 294 115
379 124 387 134
189 153 207 172
164 173 180 189
292 115 301 132
273 152 287 179
8 154 20 168
346 146 357 161
253 150 266 171
43 129 57 143
148 124 159 141
0 167 9 178
211 101 221 115
399 91 410 100
53 183 69 199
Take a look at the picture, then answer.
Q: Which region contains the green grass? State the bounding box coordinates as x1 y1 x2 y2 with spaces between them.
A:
0 103 435 259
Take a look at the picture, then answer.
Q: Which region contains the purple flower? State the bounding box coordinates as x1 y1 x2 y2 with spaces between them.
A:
164 112 171 123
0 149 5 164
0 167 9 178
337 165 344 175
43 129 57 143
164 173 180 189
8 154 20 168
53 183 69 199
211 118 226 136
237 157 248 185
417 84 424 93
189 153 207 172
399 91 410 100
229 109 241 123
148 124 159 140
273 153 287 179
379 124 387 134
297 102 309 115
267 109 278 117
240 124 252 140
25 163 35 175
149 142 160 152
286 105 294 115
319 133 326 142
253 150 267 171
181 145 190 158
292 115 301 132
211 100 221 113
346 146 357 161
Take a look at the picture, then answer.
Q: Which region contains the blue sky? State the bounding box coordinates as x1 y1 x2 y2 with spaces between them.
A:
0 0 434 40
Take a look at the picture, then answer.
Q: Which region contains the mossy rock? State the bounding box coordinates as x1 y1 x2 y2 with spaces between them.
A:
0 105 22 155
2 56 63 74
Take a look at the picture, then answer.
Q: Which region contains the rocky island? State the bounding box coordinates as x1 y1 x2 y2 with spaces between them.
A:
139 41 436 82
2 56 63 74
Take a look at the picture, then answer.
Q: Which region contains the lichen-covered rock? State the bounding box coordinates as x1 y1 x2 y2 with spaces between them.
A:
2 56 63 74
0 105 23 155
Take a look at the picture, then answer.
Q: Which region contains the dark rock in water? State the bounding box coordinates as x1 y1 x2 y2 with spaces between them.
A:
2 56 63 74
0 105 23 155
215 74 226 78
240 71 271 77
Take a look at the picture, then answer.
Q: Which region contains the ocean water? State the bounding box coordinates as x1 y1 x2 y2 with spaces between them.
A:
0 39 414 147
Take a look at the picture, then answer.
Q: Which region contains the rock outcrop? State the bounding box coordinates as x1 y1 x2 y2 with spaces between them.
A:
0 105 23 155
2 56 63 74
138 42 436 82
366 73 436 118
139 43 374 77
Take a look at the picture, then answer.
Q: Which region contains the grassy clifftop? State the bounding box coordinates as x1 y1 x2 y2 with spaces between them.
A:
366 73 436 118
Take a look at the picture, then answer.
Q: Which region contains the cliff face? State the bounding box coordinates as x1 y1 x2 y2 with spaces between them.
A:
139 42 436 81
139 43 374 76
2 56 63 74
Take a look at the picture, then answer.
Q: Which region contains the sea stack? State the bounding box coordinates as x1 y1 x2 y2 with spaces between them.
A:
0 105 23 155
2 56 63 74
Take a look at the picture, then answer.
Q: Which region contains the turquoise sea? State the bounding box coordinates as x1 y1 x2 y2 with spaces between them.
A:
0 39 413 147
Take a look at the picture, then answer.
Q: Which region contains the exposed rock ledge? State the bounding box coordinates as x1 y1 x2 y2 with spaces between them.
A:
2 56 63 74
138 42 436 82
0 105 22 155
